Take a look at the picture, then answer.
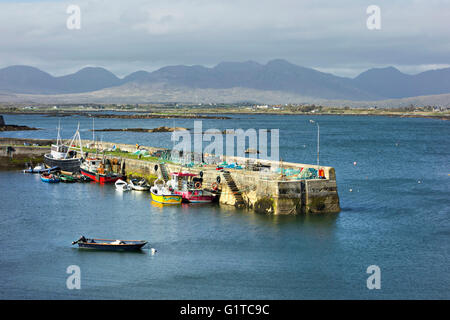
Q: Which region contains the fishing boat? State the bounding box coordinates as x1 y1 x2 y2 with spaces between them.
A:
167 172 216 203
71 236 147 251
44 123 83 173
150 180 182 204
40 172 60 183
115 179 131 191
80 157 123 183
129 178 150 191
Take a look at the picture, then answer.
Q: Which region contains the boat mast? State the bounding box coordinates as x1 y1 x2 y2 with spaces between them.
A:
64 123 83 159
56 120 62 146
92 117 98 157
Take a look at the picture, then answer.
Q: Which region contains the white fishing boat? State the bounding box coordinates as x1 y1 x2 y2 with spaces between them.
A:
129 178 150 191
44 122 83 173
115 179 131 191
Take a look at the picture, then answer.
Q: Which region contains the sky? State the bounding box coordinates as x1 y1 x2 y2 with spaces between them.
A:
0 0 449 78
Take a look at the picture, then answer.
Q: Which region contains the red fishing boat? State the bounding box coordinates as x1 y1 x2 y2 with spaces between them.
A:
80 158 123 183
167 172 217 203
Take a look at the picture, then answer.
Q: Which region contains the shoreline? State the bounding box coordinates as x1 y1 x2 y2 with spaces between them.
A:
0 108 448 120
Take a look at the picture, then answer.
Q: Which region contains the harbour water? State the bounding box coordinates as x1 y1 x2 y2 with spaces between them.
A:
0 113 449 299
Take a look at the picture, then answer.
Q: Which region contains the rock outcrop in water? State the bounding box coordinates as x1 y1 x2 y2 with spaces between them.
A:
0 115 39 131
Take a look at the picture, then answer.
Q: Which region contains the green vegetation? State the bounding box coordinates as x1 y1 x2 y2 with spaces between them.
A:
254 196 275 214
125 171 158 185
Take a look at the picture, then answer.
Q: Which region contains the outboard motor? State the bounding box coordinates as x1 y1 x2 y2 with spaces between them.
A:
72 235 87 245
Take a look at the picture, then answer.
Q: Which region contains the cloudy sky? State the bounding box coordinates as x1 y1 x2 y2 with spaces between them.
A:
0 0 449 77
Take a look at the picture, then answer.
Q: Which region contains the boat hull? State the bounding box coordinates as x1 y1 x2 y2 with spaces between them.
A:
80 168 122 183
174 190 215 203
60 175 76 183
150 191 182 204
44 154 81 173
76 242 147 251
41 176 60 183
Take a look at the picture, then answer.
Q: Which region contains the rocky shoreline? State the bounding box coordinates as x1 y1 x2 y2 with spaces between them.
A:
0 115 39 131
90 113 231 120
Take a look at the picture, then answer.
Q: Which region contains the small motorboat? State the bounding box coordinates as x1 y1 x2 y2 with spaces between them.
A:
129 178 150 191
60 174 77 183
23 167 35 174
150 180 182 204
22 164 46 173
72 236 147 251
41 172 60 183
72 173 91 182
115 179 131 191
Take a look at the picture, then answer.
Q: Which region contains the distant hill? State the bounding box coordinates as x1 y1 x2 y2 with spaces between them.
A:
0 65 121 94
353 66 450 98
1 60 450 102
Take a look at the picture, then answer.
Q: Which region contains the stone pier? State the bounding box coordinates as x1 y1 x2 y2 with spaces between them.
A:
0 137 341 214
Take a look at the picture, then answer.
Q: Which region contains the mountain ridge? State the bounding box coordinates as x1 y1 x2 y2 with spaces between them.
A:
1 60 450 101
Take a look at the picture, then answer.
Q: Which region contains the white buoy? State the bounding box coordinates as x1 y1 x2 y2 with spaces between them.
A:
150 248 157 255
353 161 357 166
349 188 353 192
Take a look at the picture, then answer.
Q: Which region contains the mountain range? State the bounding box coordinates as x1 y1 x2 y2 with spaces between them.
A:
1 59 450 102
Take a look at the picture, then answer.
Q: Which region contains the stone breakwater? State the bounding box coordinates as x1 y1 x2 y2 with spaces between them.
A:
0 137 341 215
89 140 340 215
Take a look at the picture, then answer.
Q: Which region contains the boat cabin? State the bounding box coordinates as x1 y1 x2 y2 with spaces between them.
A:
168 172 203 191
50 143 70 159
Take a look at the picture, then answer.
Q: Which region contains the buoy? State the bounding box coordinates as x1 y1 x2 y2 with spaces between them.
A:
418 180 421 184
349 188 353 192
150 248 157 255
353 161 357 166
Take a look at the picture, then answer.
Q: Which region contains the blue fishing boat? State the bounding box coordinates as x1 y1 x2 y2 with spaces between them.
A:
40 172 60 183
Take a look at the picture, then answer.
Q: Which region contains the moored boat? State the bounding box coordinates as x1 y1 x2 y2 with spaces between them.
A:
150 180 182 204
129 178 150 191
60 174 77 183
80 158 123 183
44 123 83 173
40 172 60 183
72 236 147 251
167 172 216 203
115 179 131 191
23 163 46 173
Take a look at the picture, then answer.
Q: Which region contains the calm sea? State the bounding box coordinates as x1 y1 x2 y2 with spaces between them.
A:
0 113 448 299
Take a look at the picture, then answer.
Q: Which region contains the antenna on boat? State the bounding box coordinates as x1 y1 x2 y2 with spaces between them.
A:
92 117 95 146
56 120 62 146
